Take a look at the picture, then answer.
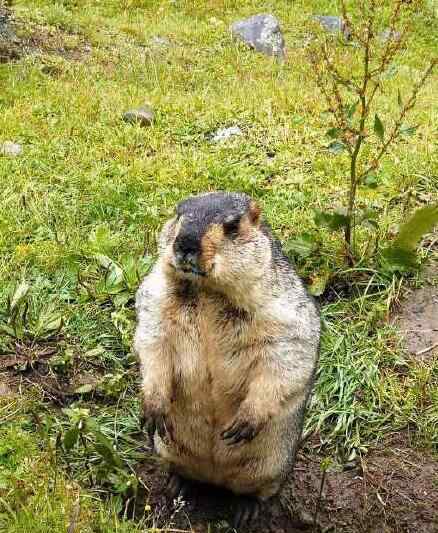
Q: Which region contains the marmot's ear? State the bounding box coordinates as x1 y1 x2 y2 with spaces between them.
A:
248 201 261 225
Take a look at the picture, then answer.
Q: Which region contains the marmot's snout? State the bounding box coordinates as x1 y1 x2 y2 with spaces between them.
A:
173 229 206 277
166 192 262 280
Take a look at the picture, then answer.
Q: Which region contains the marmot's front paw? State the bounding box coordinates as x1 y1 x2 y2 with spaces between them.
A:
221 415 264 445
141 403 173 444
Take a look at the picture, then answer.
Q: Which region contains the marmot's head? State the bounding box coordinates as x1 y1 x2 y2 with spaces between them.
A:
159 192 272 287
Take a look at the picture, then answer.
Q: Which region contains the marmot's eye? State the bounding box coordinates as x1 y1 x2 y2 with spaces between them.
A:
223 215 240 238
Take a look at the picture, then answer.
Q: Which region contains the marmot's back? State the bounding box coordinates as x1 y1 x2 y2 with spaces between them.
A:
134 192 320 524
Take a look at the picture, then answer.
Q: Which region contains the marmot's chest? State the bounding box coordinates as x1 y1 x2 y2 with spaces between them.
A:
162 292 255 403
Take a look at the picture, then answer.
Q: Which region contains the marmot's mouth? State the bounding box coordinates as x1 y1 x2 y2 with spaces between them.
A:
169 262 207 277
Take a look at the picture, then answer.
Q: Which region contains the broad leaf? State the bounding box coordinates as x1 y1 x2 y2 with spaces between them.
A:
382 205 438 271
308 272 330 296
285 233 316 258
64 426 79 451
10 282 30 312
91 429 123 468
314 210 350 231
363 173 379 189
326 128 341 139
374 114 384 141
327 140 346 154
400 124 417 137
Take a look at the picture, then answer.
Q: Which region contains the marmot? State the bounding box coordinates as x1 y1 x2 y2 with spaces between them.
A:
134 192 320 529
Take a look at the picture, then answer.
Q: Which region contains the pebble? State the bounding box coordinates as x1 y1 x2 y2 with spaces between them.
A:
0 141 22 157
211 126 242 142
122 105 154 127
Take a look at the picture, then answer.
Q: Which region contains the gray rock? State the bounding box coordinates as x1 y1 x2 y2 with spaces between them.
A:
149 36 171 48
314 15 350 39
0 141 22 157
211 126 242 142
231 14 285 58
379 28 401 42
122 106 154 127
0 9 17 42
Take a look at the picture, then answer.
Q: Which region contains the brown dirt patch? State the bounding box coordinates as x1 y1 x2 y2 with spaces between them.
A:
393 260 438 359
0 6 91 64
137 433 438 532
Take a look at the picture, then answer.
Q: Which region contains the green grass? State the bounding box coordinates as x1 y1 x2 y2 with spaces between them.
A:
0 0 437 531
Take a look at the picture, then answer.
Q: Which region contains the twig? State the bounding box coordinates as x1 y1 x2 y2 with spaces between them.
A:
313 468 327 531
415 343 438 357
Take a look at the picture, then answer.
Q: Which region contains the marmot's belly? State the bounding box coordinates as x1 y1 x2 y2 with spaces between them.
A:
155 407 289 495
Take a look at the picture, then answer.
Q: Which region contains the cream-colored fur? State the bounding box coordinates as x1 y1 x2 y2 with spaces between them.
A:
134 199 320 500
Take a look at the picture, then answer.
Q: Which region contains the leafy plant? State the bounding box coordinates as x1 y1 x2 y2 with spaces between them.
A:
382 205 438 271
0 281 64 356
78 254 153 309
309 0 436 265
61 407 139 498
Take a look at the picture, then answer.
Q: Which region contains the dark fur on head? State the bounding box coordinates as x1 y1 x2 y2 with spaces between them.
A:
161 192 264 281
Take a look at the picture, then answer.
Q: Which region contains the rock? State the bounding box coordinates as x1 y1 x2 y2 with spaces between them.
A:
211 126 242 142
149 36 171 48
379 28 402 42
231 14 285 59
0 141 22 157
122 106 154 127
314 15 350 39
0 8 17 42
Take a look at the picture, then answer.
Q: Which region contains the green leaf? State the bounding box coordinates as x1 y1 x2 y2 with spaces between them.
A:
363 173 379 189
397 89 403 108
400 124 417 137
327 140 346 154
91 429 123 468
285 233 316 258
314 210 350 231
64 426 79 451
382 247 417 272
346 101 359 119
359 208 379 229
393 205 438 251
10 282 30 312
326 128 341 139
308 272 330 296
74 383 97 394
374 114 384 141
382 205 438 271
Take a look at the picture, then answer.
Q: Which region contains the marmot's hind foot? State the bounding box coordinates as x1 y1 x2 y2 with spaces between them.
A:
166 472 192 502
232 496 261 530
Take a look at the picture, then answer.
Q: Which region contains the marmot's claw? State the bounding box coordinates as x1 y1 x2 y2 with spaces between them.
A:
166 472 192 501
233 496 261 530
221 421 258 445
143 411 173 443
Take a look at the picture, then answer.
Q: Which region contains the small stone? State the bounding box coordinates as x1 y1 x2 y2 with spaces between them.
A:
122 106 154 127
379 28 402 42
149 36 171 48
231 14 285 59
0 141 22 157
314 15 351 39
211 126 242 142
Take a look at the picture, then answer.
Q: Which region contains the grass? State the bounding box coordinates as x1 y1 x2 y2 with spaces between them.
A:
0 0 437 531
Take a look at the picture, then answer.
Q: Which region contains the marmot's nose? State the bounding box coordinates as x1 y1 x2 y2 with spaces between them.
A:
173 237 200 270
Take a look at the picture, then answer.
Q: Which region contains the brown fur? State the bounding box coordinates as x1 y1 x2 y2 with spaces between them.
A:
134 192 320 502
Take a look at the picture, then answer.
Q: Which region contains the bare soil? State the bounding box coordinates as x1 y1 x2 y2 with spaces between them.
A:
137 433 438 533
393 261 438 359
